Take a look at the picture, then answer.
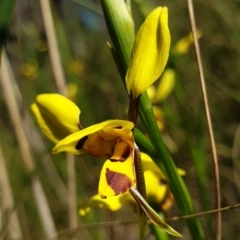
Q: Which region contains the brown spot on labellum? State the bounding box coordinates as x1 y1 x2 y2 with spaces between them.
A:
114 126 122 129
105 168 132 195
75 136 88 150
159 178 167 186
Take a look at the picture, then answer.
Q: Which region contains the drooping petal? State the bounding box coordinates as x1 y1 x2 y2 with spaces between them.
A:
142 153 185 210
141 153 168 204
31 94 81 143
53 120 134 155
141 152 165 177
126 7 170 98
144 170 169 206
79 192 132 216
99 149 135 198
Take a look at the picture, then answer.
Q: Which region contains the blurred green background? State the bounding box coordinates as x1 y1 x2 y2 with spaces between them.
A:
1 0 240 239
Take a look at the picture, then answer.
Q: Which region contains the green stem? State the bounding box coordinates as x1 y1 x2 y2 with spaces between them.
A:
139 92 204 239
100 0 205 238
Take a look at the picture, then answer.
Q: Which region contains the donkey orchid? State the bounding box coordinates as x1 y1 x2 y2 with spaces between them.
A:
32 94 135 198
53 119 135 198
30 5 183 238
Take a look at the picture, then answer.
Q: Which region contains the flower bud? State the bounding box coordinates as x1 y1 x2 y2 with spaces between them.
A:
126 7 171 99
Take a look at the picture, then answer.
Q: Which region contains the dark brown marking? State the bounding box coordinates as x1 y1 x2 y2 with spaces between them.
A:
159 178 167 186
106 168 132 195
121 145 131 160
109 158 124 162
75 136 88 150
114 126 122 129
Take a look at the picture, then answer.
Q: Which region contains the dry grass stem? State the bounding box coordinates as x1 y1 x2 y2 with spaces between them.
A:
39 0 78 229
39 0 66 95
23 115 69 208
0 144 22 239
166 203 240 221
67 154 77 228
0 51 35 173
187 0 221 239
0 50 58 239
31 176 58 240
5 57 70 208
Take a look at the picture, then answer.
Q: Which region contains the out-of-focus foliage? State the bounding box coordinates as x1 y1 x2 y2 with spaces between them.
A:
0 0 16 53
1 0 240 239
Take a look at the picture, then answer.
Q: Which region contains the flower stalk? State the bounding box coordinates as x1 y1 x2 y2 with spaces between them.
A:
100 0 205 239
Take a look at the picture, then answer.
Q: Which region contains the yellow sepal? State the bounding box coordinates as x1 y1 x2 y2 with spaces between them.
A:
31 94 81 143
53 120 134 155
126 7 170 98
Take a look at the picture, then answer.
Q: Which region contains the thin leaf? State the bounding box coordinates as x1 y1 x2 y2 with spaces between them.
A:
130 187 182 238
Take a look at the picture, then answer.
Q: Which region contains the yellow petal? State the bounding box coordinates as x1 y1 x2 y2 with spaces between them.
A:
141 152 165 178
31 94 81 143
141 153 170 205
144 170 168 204
154 69 175 102
126 7 170 98
79 192 132 216
53 120 134 154
99 151 135 198
31 103 58 143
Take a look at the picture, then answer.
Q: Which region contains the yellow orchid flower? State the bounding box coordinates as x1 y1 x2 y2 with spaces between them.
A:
126 7 170 99
79 153 174 216
32 94 135 198
31 94 81 143
53 119 135 198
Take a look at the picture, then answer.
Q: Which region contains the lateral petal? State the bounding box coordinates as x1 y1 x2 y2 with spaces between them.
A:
31 94 81 142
